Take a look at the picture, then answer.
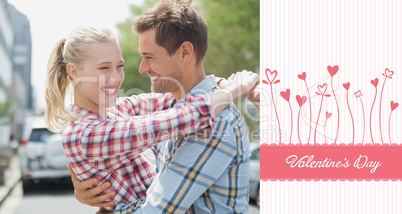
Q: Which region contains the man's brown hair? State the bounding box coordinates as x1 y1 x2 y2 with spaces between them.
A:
133 0 208 65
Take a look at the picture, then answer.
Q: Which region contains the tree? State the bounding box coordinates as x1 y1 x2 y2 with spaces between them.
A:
198 0 260 134
0 101 14 125
199 0 260 78
117 1 156 95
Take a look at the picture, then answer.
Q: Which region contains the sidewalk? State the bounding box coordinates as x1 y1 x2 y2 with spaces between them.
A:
0 155 21 207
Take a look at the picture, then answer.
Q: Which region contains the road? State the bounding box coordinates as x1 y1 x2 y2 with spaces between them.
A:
1 181 260 214
0 181 98 214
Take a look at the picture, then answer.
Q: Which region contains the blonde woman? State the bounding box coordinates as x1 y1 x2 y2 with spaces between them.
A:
44 26 259 211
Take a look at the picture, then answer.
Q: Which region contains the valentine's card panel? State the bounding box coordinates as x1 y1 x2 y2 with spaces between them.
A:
260 0 402 213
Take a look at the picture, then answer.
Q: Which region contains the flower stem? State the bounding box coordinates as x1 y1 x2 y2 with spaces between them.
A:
359 97 365 144
379 77 388 144
314 95 324 144
324 118 328 144
270 84 281 144
288 101 293 144
297 107 302 144
369 87 377 144
346 90 355 144
389 111 393 144
304 80 312 144
331 77 339 144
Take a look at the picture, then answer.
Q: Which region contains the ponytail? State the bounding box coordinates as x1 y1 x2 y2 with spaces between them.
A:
44 38 81 133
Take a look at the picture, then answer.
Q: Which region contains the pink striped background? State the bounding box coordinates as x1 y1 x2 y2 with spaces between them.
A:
260 0 402 213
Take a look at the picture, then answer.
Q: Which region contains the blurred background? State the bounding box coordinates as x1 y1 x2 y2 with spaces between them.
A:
0 0 259 213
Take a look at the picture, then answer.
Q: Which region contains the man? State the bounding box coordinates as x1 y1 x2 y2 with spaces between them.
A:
69 1 259 213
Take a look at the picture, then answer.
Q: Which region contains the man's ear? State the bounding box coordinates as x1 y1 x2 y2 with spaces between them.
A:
66 63 78 80
180 41 194 64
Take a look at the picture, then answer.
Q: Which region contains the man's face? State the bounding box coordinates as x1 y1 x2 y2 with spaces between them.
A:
138 29 184 94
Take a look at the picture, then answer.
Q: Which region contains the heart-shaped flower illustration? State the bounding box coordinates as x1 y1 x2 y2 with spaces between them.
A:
391 101 399 111
297 72 306 81
327 65 339 77
263 68 280 85
383 68 394 78
354 90 363 98
280 89 291 102
343 82 350 90
316 83 327 95
296 95 307 107
326 111 332 119
371 78 379 87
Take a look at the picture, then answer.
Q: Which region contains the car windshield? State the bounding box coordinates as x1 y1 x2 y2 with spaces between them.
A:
250 147 260 161
29 128 54 142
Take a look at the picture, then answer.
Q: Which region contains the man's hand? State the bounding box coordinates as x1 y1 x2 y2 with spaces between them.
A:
67 164 115 208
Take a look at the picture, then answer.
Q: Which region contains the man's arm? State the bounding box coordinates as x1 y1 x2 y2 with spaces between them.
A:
67 164 115 213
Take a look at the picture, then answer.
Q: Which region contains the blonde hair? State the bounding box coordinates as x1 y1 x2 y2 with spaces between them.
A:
45 26 118 133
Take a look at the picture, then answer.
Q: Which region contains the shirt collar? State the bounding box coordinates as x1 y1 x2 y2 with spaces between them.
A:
71 105 114 120
171 75 218 107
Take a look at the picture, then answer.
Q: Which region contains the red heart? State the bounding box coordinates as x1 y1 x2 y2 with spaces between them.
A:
317 83 327 95
326 111 332 119
354 90 362 97
280 89 291 102
327 65 339 77
296 95 307 107
297 72 306 80
391 101 399 111
385 68 394 77
343 82 350 90
371 78 379 87
265 69 277 84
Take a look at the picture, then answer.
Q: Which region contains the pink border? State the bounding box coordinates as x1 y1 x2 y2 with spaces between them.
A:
260 143 402 181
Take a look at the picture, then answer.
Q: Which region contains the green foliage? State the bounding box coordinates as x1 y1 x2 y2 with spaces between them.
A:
199 0 260 78
0 101 14 124
197 0 260 135
117 1 156 95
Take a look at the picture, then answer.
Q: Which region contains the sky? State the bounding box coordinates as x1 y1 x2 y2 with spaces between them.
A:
8 0 144 113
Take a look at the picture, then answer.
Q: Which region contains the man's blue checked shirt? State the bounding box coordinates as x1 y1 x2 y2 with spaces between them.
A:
114 75 251 214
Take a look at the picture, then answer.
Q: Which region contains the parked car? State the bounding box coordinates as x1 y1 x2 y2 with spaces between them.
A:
18 116 70 191
249 142 260 206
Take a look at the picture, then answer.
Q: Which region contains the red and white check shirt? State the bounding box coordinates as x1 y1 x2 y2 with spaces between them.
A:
62 93 214 210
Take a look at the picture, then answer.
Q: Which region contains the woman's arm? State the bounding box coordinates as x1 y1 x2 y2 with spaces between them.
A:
118 71 260 117
217 71 260 110
76 71 258 161
116 93 174 116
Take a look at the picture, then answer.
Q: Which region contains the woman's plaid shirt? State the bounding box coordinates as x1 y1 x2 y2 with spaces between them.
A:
62 93 214 210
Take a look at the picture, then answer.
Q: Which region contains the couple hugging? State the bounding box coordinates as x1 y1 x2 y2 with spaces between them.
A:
45 1 260 213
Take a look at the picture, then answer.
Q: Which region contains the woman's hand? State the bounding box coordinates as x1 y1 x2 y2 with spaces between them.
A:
218 70 260 109
67 164 115 208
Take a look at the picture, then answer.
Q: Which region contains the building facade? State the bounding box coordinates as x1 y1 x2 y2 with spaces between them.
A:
0 0 13 103
9 3 33 141
0 0 33 143
10 4 33 111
